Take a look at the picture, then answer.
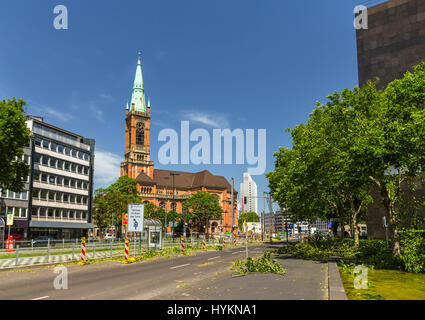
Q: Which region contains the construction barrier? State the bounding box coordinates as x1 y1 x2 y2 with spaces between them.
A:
233 234 237 246
6 236 15 253
223 236 226 246
180 236 185 253
202 238 206 250
122 237 129 264
78 237 87 265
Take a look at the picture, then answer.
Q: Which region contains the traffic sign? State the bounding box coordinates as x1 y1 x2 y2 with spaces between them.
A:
122 212 128 226
127 204 144 232
6 213 14 226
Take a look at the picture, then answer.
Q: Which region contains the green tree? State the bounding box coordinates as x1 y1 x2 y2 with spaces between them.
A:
0 98 30 192
183 191 222 236
238 211 260 231
92 176 141 237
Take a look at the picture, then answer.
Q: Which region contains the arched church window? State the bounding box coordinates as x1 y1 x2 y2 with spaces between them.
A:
136 122 144 145
159 202 166 209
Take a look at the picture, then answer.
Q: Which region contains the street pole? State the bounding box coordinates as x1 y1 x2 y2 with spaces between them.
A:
231 177 234 236
170 173 180 239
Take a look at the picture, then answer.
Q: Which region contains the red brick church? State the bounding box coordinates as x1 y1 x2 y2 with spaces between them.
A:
120 53 238 234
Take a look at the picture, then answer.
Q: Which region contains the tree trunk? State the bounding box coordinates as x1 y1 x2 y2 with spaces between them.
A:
392 222 401 256
353 214 359 247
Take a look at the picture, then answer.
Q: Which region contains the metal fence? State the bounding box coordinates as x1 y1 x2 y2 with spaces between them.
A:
0 233 260 268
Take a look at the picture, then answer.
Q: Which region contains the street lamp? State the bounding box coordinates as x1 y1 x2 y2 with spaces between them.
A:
170 172 180 238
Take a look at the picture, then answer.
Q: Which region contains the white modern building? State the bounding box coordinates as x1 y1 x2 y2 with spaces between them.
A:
240 172 258 214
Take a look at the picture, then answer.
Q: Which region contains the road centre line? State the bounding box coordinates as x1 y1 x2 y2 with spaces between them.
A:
207 256 221 261
31 296 49 300
232 251 245 254
170 263 190 269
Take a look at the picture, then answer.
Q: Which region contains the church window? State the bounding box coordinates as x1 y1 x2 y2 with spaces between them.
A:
136 122 144 145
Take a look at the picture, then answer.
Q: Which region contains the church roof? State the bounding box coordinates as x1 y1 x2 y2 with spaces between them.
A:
130 52 146 112
136 169 237 194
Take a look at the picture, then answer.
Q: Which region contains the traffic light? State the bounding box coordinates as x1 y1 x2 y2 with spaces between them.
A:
244 197 247 204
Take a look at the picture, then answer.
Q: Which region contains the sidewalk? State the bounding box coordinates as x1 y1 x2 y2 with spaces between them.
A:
155 256 330 300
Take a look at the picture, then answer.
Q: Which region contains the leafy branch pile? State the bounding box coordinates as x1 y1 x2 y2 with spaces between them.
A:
231 252 286 276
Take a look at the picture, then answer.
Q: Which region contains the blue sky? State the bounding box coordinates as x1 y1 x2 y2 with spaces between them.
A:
0 0 381 212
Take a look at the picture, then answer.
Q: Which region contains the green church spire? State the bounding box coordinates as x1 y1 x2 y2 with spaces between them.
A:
130 52 146 112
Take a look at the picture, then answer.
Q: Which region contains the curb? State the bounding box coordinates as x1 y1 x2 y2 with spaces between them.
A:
328 262 348 300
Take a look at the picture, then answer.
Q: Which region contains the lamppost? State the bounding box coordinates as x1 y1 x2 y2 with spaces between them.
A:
170 173 180 238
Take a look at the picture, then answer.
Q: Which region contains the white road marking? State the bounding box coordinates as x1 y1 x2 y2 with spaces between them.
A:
232 251 245 254
31 296 49 300
170 263 190 269
207 256 220 261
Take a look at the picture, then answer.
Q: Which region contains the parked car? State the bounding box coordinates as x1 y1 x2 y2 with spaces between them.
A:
32 236 56 247
104 233 115 240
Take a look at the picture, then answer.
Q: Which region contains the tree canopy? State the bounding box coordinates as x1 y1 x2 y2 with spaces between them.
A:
183 191 222 235
267 62 425 254
0 98 30 192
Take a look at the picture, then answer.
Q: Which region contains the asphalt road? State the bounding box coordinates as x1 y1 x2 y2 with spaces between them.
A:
0 244 270 300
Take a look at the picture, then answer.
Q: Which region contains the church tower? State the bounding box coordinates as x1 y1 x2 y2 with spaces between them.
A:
120 52 154 179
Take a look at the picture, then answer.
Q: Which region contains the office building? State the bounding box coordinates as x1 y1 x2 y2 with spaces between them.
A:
240 172 258 214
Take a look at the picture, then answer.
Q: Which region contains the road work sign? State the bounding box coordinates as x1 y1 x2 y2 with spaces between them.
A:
127 204 144 232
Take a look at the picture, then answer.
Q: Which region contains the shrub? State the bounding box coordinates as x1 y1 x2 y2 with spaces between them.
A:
231 252 286 275
399 229 425 273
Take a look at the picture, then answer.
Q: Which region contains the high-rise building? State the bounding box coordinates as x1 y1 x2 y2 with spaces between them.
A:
120 53 238 234
240 173 258 214
356 0 425 88
0 116 95 239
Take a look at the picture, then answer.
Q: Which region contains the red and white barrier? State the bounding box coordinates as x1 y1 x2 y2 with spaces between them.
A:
180 236 185 253
202 239 206 250
80 237 86 262
124 237 129 262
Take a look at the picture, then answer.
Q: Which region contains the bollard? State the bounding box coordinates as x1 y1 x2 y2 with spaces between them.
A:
93 241 96 259
78 237 87 265
15 245 20 266
180 236 185 253
233 234 237 246
72 243 75 261
110 239 113 258
31 239 34 251
133 236 136 257
223 235 226 247
63 238 65 249
122 237 129 264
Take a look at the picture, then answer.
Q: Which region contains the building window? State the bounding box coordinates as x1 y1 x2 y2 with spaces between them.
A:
83 182 88 190
83 167 88 175
32 189 39 199
82 211 87 220
49 175 55 184
63 210 69 219
57 160 63 169
64 162 70 170
42 156 48 166
84 153 89 161
39 208 46 217
22 191 28 200
34 154 40 164
55 210 61 218
77 166 82 174
78 151 83 159
63 178 69 187
40 190 47 200
159 202 166 209
50 158 56 168
63 194 69 202
70 195 75 203
31 207 38 217
58 145 64 153
41 174 48 183
48 208 54 217
33 171 40 181
48 192 55 201
70 180 75 188
71 149 77 157
171 202 177 211
50 142 57 152
69 210 74 219
42 140 49 148
35 137 42 146
71 164 76 172
57 177 62 185
65 147 70 156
